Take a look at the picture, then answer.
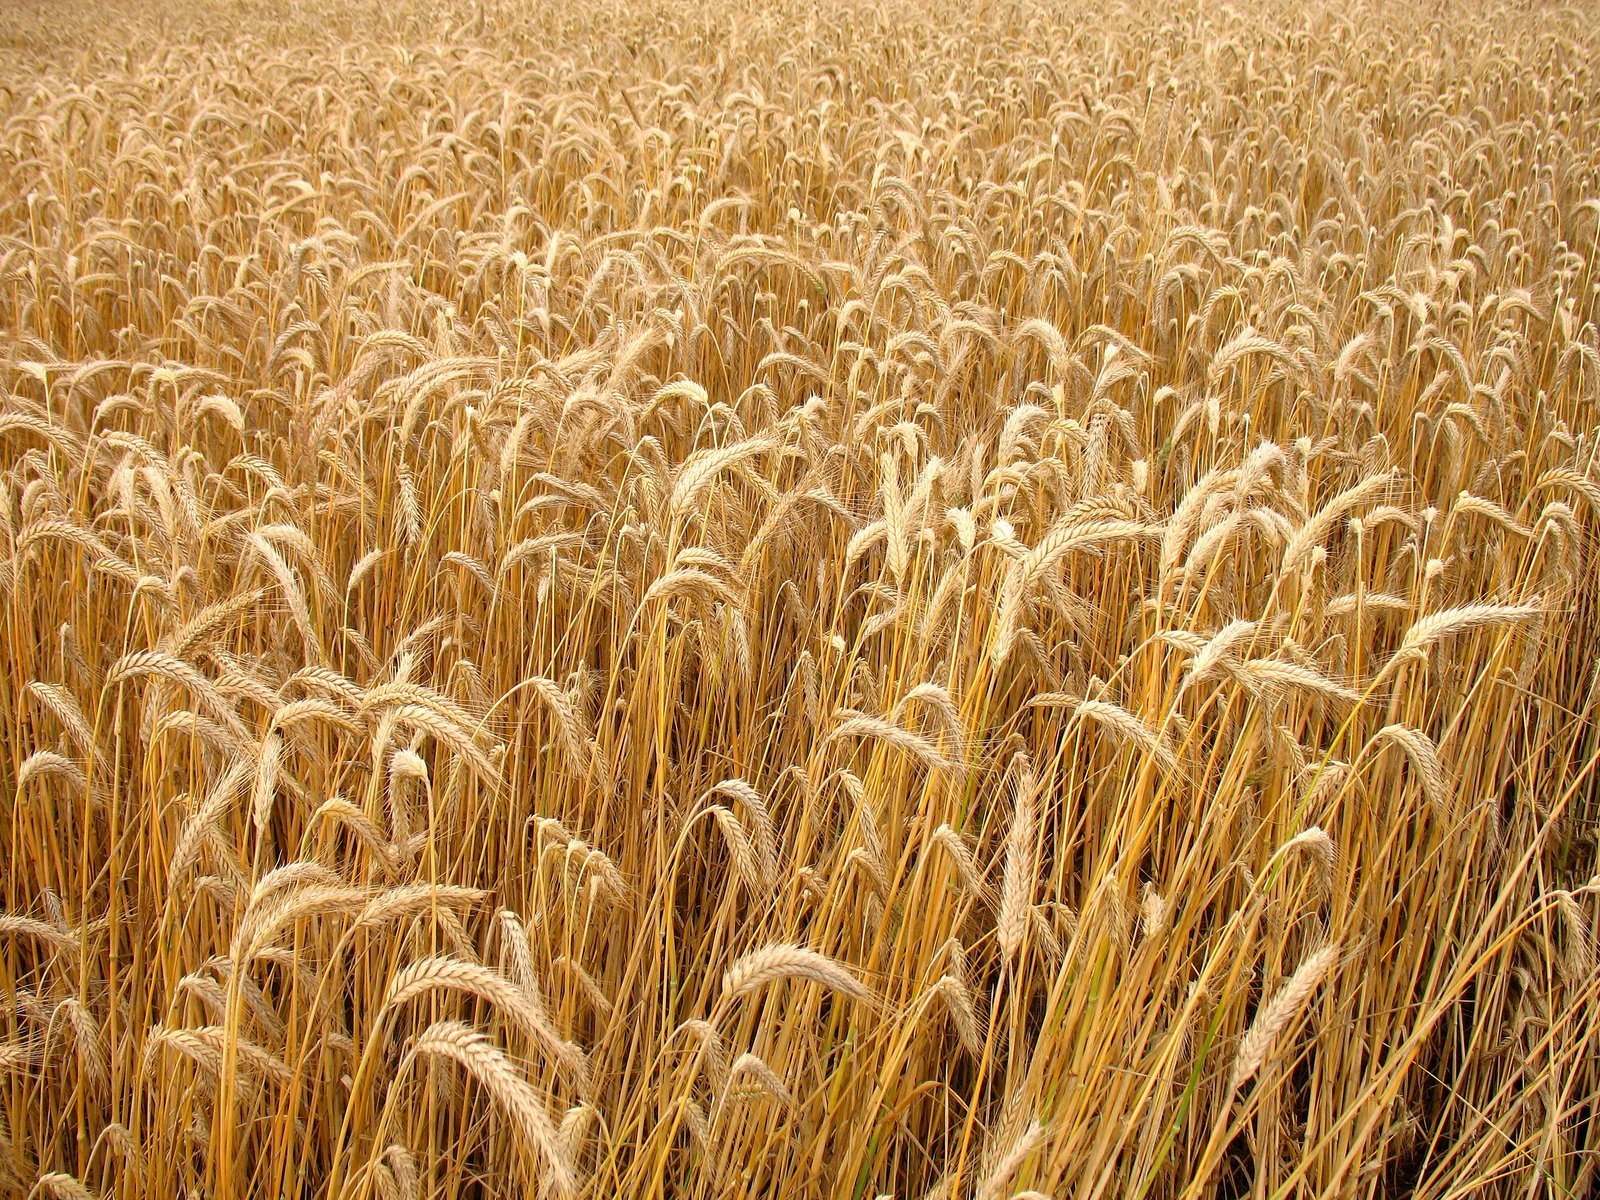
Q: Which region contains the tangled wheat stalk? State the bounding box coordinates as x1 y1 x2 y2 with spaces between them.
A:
1 0 1598 1197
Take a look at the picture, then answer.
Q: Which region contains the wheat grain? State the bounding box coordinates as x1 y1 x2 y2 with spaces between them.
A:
384 956 587 1082
406 1021 575 1197
1230 943 1341 1091
721 944 871 1005
997 753 1037 963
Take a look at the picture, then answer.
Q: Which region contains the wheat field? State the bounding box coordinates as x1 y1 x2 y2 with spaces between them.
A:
1 0 1598 1197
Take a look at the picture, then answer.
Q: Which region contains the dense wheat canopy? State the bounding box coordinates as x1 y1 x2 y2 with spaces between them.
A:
2 0 1598 1196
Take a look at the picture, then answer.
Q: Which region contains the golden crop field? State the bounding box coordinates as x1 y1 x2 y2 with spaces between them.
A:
2 0 1598 1196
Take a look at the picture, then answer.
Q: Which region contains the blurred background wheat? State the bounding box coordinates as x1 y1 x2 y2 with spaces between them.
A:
1 0 1598 1197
